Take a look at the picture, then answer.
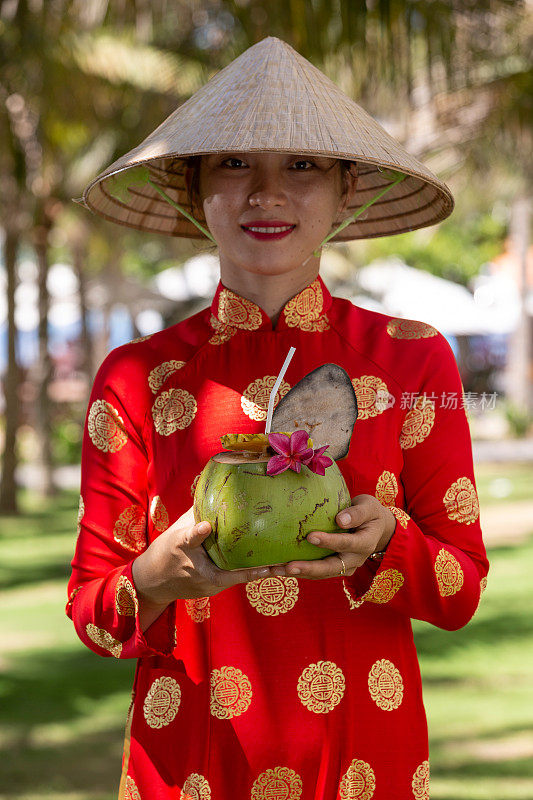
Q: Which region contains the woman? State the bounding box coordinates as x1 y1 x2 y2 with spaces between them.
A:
68 37 488 799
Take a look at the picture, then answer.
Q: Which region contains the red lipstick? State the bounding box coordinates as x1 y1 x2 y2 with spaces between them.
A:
241 220 296 241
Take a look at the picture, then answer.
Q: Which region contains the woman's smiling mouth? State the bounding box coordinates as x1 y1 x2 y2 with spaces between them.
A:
241 221 296 240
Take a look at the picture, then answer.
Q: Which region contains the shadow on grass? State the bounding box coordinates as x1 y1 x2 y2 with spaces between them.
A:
0 562 72 592
2 647 134 727
0 489 79 540
2 647 134 797
0 490 79 591
3 726 124 798
430 753 533 780
414 610 533 672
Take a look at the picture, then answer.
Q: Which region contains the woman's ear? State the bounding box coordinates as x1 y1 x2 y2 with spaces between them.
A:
185 163 202 216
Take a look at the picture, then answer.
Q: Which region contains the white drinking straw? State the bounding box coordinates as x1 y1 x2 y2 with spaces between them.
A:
265 347 296 434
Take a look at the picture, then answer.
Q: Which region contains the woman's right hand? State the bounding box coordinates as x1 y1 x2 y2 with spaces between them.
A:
131 506 279 628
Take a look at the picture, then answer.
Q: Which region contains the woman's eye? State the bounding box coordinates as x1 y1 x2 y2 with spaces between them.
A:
222 157 247 168
291 160 314 170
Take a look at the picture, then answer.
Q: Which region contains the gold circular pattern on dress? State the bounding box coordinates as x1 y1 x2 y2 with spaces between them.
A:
368 658 404 711
375 471 398 506
251 766 303 800
208 313 237 345
180 772 212 800
148 360 186 394
246 576 299 616
87 399 128 453
389 506 410 528
124 775 141 800
218 288 263 330
283 280 328 332
342 580 364 609
339 758 376 799
386 318 438 339
443 476 480 525
115 575 138 616
351 376 391 420
411 760 430 800
400 396 436 449
152 388 197 436
297 660 345 714
150 495 169 532
241 376 291 422
143 675 181 729
210 666 253 720
191 473 201 497
434 548 464 597
185 596 211 623
67 585 83 608
77 494 85 535
85 623 122 657
130 334 153 343
113 505 147 552
363 569 404 604
286 315 330 333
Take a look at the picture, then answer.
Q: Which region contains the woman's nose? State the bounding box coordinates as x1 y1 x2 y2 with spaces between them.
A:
248 174 286 208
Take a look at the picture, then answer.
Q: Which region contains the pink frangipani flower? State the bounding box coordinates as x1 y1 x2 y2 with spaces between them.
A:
306 445 334 476
267 430 333 476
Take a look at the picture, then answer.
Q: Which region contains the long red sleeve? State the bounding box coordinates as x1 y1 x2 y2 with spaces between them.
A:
343 330 489 630
66 346 176 658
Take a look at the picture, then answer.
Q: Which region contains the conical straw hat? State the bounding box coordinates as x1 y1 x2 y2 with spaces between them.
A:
82 36 454 241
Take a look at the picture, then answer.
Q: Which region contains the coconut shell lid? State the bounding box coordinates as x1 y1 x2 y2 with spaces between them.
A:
271 364 357 460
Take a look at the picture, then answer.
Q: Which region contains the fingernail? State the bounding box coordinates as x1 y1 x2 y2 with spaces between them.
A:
289 567 301 575
197 522 210 534
256 568 270 577
308 535 320 544
338 513 350 526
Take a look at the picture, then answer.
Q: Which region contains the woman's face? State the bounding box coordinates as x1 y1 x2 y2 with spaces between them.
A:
191 152 357 280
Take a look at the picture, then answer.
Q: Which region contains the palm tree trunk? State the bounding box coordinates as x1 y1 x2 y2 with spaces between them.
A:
504 195 532 415
32 201 57 497
0 229 20 514
71 229 94 400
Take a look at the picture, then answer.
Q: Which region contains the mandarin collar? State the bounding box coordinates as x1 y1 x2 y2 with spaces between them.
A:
209 275 332 334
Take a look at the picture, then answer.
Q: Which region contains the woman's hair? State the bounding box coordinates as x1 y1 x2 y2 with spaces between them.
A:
185 155 203 216
184 156 357 220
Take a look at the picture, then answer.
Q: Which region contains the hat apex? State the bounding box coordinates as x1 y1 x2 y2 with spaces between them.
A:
83 37 453 240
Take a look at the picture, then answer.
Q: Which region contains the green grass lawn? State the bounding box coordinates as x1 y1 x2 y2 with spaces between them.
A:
0 481 532 799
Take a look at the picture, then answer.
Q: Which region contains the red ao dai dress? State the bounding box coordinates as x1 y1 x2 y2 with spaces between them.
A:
67 276 489 800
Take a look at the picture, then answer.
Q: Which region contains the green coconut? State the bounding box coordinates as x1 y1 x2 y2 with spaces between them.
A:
193 450 351 570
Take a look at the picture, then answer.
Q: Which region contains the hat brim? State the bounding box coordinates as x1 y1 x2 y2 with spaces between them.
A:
84 150 453 242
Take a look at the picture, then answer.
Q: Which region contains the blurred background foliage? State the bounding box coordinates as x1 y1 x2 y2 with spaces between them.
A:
1 0 531 507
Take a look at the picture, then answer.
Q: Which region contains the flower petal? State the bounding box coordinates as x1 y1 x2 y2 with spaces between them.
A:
289 458 302 473
307 452 334 475
309 460 326 476
268 432 292 456
266 454 290 475
290 429 311 454
314 445 330 457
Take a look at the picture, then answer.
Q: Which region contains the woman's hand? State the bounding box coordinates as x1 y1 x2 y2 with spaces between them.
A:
276 494 396 580
131 506 279 628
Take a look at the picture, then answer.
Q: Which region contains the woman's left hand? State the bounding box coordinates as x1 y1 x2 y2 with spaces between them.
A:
276 494 396 580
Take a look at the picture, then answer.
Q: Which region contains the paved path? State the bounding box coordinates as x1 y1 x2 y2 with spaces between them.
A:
480 500 533 548
473 437 533 462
